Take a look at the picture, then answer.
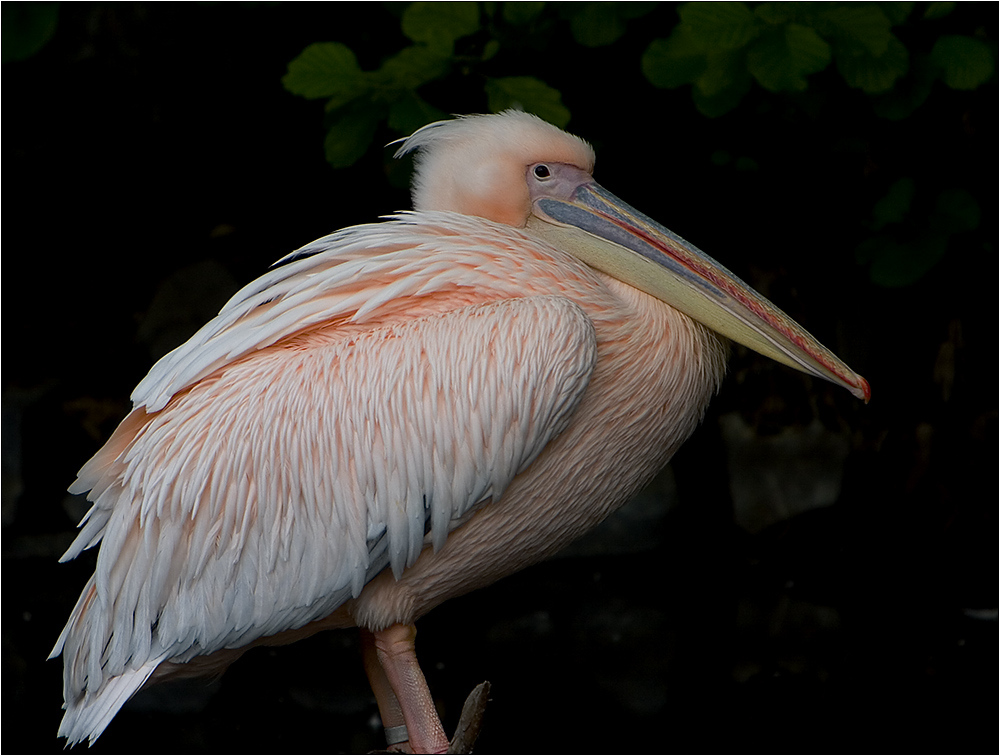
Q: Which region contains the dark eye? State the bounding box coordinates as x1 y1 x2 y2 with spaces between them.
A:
533 164 551 180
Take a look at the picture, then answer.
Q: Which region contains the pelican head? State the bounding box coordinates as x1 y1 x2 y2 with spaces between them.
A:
396 111 869 401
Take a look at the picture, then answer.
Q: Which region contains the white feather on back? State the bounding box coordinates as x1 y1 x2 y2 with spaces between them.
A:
52 213 601 745
131 211 595 412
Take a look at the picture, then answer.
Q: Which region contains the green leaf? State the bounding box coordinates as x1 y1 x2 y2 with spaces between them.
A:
324 109 381 168
388 94 447 135
754 2 815 26
754 3 789 25
929 189 980 234
284 43 366 103
836 34 909 93
376 45 451 92
503 2 546 25
642 26 708 89
696 48 749 97
863 234 948 287
820 4 892 56
402 2 480 52
871 177 915 229
922 2 954 20
482 39 501 61
854 233 888 265
569 3 627 47
485 77 571 128
1 2 58 62
931 35 995 90
618 3 658 20
870 54 935 119
747 24 831 92
878 2 913 25
710 150 733 166
680 1 760 50
692 71 752 116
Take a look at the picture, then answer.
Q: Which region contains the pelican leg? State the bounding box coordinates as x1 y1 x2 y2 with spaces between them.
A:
361 629 409 751
361 624 449 754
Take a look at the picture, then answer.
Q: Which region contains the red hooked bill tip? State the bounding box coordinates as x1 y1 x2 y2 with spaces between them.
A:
856 376 872 404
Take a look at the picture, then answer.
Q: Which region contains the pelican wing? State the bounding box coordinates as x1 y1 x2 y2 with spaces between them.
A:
52 216 599 744
132 212 600 413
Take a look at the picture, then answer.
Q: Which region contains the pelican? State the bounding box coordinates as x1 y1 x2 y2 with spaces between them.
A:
52 111 869 751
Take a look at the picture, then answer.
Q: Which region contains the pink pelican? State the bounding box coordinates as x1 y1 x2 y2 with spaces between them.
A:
52 111 869 752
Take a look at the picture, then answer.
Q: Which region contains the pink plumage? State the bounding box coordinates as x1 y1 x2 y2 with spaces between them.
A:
53 111 866 751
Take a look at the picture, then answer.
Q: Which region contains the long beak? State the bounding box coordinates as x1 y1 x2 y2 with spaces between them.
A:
527 179 870 402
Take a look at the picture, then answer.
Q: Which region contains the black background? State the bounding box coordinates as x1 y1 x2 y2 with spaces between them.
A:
4 4 996 753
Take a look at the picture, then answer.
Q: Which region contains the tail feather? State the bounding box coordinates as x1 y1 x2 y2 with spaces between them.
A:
52 573 167 746
57 660 162 746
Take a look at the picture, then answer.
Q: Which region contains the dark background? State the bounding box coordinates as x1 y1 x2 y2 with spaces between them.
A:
4 3 996 753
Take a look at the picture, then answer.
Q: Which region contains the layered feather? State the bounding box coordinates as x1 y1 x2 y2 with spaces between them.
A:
52 214 601 745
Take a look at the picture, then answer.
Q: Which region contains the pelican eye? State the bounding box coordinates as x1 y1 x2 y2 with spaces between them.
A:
533 164 551 180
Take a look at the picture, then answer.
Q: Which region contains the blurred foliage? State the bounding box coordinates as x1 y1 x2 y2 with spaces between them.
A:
856 180 981 287
2 2 59 62
282 2 666 166
282 2 576 167
285 2 993 152
643 2 994 116
281 1 993 287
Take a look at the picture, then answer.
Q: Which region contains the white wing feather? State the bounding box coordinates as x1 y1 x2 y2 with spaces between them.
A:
132 211 596 413
52 214 600 745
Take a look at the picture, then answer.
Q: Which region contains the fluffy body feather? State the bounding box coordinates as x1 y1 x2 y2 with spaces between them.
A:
52 112 729 745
